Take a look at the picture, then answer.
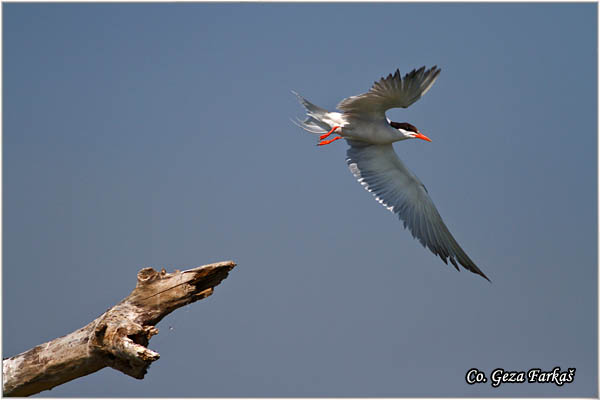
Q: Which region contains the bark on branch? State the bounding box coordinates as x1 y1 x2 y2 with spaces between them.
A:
2 260 237 397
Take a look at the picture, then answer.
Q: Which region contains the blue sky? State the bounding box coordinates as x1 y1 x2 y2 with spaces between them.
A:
3 3 597 397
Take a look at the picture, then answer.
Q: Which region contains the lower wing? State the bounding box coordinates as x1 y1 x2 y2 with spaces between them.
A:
346 140 489 281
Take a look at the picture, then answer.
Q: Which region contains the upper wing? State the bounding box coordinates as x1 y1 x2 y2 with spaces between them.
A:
338 66 441 117
346 140 489 281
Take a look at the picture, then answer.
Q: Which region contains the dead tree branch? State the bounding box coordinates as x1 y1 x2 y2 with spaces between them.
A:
3 260 237 397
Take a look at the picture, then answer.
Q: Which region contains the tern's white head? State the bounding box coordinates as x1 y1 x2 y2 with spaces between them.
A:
390 121 432 142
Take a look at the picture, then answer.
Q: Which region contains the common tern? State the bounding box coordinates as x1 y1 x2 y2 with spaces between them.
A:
293 66 489 281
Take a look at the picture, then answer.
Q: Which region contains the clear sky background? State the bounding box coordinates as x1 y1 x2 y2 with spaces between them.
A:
3 3 597 397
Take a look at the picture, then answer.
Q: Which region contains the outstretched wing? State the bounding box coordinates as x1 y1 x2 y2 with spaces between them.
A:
346 140 489 281
338 66 441 117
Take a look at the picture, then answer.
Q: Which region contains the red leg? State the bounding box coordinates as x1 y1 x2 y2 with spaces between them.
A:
317 136 342 146
320 126 340 140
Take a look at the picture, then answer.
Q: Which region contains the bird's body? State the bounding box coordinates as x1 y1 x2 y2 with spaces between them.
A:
293 66 490 281
294 96 409 145
344 117 401 144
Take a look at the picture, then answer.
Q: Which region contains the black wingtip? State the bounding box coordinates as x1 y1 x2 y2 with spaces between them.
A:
449 257 460 271
466 264 491 283
478 270 492 283
451 255 491 282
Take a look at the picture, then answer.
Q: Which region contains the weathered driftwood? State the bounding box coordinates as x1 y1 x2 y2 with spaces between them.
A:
3 260 236 397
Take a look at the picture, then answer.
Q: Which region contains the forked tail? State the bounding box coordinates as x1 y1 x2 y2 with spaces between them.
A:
292 91 343 135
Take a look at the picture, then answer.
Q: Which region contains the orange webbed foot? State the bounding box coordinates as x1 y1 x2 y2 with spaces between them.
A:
317 136 342 146
319 126 341 140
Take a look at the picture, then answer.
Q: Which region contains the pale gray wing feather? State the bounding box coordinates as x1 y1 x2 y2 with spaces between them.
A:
338 66 441 117
346 140 489 281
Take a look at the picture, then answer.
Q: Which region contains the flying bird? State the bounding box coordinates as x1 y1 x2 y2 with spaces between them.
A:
293 66 489 281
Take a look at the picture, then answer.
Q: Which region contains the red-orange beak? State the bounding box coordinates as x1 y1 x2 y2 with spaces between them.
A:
414 131 432 142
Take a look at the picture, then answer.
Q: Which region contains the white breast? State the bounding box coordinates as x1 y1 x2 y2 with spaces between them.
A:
342 117 402 144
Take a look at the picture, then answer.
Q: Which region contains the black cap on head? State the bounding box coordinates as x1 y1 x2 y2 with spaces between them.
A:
390 121 419 133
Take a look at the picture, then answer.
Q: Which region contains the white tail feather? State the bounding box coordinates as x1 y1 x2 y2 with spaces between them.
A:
292 91 345 135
